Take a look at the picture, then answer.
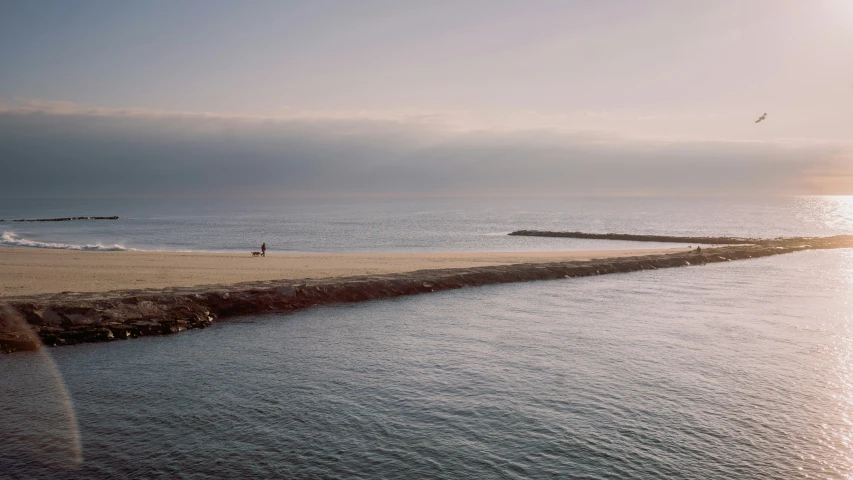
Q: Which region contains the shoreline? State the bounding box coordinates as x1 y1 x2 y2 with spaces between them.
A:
0 246 693 297
2 235 852 353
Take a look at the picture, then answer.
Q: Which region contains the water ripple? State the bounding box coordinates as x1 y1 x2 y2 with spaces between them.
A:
3 251 853 478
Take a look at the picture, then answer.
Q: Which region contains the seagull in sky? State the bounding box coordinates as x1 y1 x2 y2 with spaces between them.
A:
754 113 767 124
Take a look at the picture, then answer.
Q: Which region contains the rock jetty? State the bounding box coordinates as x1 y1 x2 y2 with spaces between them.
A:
509 230 759 245
0 216 120 222
2 233 852 353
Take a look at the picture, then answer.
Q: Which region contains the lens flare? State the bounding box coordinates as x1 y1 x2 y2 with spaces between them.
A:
0 307 83 470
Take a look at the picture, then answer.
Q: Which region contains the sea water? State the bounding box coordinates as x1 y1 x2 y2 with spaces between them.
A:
2 196 853 253
2 196 853 478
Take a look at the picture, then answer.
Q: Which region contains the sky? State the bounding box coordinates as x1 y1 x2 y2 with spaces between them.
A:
1 0 852 197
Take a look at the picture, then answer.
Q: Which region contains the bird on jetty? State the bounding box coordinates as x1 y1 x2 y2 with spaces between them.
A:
754 113 767 124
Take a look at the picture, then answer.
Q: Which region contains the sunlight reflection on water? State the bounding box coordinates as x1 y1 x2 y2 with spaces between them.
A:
795 195 853 233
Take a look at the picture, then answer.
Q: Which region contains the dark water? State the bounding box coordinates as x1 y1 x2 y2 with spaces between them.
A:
3 250 852 478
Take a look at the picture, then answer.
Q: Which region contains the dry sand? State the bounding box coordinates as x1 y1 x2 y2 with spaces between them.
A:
0 246 695 297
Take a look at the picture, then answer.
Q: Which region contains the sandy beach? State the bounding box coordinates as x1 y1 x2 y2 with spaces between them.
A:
0 246 693 297
1 236 840 354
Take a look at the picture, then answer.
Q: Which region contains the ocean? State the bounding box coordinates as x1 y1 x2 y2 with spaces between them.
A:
2 196 853 478
2 196 853 253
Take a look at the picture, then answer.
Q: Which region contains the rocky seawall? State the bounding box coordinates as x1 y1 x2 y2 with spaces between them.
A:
2 234 852 353
509 230 761 245
0 216 120 222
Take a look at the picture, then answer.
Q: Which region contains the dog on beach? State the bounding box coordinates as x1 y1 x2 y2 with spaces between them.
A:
251 251 262 257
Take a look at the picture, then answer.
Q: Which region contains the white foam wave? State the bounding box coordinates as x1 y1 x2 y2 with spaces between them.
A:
1 231 137 251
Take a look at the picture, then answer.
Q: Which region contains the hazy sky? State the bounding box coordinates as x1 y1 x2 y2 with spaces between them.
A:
1 0 851 197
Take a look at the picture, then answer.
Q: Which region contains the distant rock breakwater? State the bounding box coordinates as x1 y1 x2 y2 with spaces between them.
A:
2 234 852 353
509 230 761 245
0 216 120 222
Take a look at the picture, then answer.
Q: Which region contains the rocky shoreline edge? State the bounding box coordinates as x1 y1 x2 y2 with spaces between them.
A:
509 230 762 245
2 234 852 354
0 216 120 222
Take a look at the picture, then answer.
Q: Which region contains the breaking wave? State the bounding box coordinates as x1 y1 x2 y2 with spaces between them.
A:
1 231 137 251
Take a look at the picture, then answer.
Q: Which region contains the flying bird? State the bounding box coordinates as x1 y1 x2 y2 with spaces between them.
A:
754 113 767 124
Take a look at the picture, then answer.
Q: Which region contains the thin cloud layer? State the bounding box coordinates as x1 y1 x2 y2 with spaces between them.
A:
0 104 849 198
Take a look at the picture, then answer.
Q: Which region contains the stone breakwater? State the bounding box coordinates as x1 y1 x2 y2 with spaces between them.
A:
2 235 852 353
0 216 120 222
509 230 762 245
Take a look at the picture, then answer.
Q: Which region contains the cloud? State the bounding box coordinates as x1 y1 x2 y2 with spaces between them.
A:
0 100 850 198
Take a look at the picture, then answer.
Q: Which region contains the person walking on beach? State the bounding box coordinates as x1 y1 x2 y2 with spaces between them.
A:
261 242 266 257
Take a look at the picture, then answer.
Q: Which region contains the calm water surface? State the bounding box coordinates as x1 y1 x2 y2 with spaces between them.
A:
2 250 853 478
2 196 853 252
